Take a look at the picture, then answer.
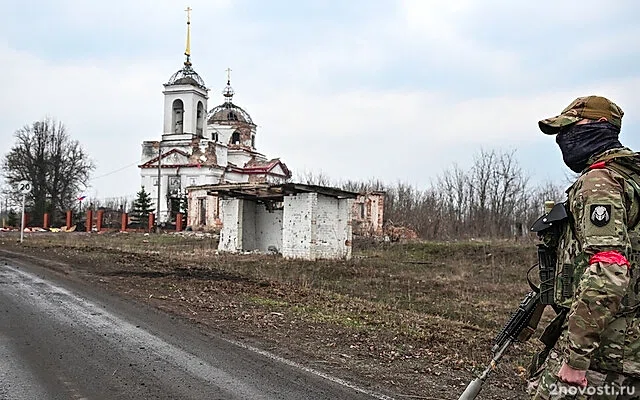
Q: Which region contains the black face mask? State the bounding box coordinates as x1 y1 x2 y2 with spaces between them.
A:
555 121 622 173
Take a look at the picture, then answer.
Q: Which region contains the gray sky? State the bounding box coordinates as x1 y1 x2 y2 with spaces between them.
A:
1 0 640 200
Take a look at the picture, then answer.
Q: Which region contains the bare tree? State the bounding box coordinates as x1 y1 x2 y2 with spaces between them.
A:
2 118 95 225
294 169 333 186
437 163 469 237
468 149 495 234
289 148 563 241
487 149 529 236
340 178 386 194
93 196 134 213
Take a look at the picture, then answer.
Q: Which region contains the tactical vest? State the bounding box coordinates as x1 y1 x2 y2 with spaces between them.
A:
555 151 640 311
597 154 640 311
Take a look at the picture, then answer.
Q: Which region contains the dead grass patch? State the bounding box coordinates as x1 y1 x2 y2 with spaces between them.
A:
0 232 540 399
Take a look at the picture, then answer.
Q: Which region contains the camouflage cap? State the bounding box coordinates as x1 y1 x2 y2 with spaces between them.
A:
538 95 624 135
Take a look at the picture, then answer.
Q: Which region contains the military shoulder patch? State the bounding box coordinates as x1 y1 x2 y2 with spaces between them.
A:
590 204 612 227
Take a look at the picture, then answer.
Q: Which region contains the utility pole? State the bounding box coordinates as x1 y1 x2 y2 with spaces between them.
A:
156 142 162 234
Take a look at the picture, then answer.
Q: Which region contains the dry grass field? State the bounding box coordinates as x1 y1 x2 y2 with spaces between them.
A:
0 232 546 399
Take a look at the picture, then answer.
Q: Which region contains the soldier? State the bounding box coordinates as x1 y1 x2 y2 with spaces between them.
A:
528 96 640 399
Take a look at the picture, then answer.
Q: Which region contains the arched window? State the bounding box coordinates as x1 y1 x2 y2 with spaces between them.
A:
196 101 204 136
228 111 238 121
212 132 218 142
231 131 240 144
172 99 184 134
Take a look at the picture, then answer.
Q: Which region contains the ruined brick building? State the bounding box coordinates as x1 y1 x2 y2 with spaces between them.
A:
138 12 290 223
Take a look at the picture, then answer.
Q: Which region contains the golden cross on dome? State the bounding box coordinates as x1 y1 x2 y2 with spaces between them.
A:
226 67 232 82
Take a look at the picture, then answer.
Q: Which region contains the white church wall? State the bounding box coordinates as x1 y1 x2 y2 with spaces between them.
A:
214 126 235 145
188 96 207 137
162 86 208 136
165 152 189 165
227 151 253 169
224 171 249 183
214 144 228 167
146 174 169 222
162 92 179 134
185 175 199 188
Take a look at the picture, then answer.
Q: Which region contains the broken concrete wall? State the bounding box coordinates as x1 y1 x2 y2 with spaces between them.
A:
219 200 283 253
254 204 283 253
218 198 243 252
218 190 353 260
314 195 353 260
282 193 315 260
241 200 257 251
282 192 353 260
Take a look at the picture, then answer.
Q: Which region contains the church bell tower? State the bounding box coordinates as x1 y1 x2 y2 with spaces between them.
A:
162 7 208 141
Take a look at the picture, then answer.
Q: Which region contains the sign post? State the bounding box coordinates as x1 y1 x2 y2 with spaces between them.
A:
18 180 32 243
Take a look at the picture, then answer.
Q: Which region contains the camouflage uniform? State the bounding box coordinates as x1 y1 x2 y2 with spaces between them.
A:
529 96 640 399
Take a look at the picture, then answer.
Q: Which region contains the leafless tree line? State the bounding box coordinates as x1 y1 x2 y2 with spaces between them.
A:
2 118 95 225
295 149 567 240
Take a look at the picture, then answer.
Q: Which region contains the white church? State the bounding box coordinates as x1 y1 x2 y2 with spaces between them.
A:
139 11 291 224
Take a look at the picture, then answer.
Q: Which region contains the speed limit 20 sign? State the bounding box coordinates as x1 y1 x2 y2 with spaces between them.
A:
18 180 32 195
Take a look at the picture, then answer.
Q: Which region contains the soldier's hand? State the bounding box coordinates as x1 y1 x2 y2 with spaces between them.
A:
557 362 587 388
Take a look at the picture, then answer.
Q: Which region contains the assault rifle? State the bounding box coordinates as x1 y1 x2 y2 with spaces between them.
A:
457 202 568 400
457 290 542 399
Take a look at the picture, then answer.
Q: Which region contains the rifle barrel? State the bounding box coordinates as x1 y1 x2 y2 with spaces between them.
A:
457 340 512 400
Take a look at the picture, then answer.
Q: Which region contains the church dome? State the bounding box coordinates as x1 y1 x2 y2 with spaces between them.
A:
207 79 254 125
208 102 254 125
166 64 207 90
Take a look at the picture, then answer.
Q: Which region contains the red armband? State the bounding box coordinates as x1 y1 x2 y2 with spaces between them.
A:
589 251 630 267
589 161 607 170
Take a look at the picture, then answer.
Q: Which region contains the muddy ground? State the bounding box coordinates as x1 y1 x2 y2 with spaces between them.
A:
0 232 548 399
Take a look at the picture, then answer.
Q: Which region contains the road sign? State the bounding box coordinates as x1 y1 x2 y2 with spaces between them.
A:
17 181 31 243
18 180 32 195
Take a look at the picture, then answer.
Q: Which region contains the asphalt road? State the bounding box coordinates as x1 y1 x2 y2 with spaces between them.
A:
0 261 392 400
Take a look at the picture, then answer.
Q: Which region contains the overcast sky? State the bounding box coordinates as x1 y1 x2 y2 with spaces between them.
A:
1 0 640 199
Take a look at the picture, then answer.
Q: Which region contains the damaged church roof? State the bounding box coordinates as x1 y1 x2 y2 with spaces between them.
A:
207 76 254 125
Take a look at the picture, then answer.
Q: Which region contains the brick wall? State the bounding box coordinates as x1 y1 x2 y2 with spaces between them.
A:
282 193 315 260
220 193 353 260
315 195 352 259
